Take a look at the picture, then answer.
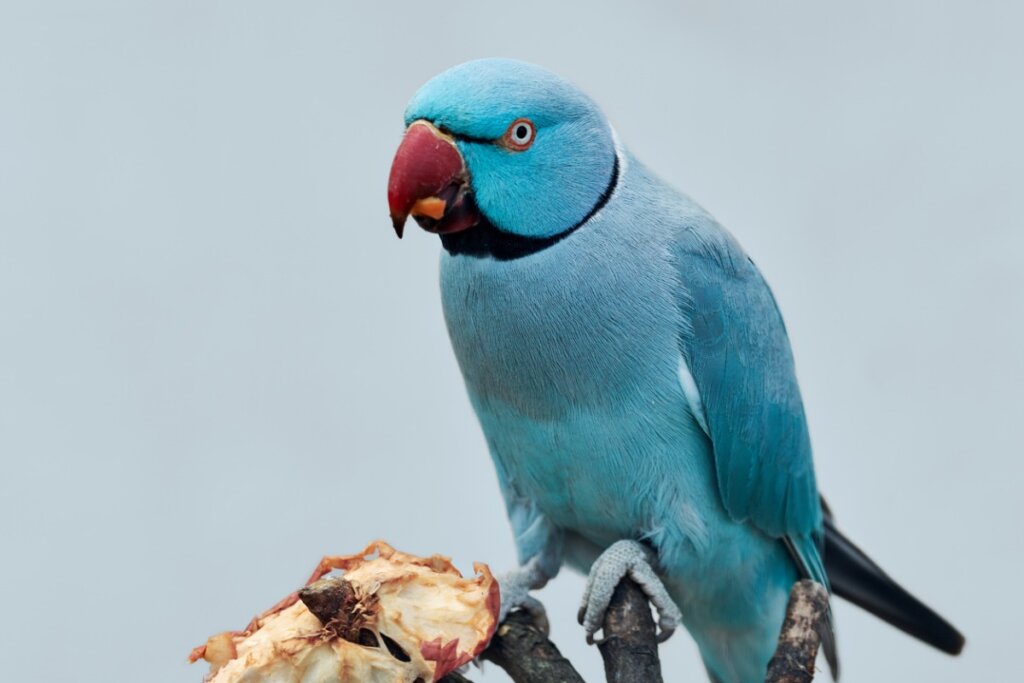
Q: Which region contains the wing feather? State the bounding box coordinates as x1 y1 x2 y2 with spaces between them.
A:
675 219 821 538
673 212 834 675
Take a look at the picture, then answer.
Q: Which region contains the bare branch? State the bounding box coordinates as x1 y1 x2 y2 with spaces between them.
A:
481 610 586 683
765 580 829 683
597 578 664 683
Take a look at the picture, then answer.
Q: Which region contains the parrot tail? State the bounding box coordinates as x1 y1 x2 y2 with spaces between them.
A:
822 513 965 655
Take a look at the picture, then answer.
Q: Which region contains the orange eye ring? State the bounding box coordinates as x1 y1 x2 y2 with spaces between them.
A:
502 118 535 151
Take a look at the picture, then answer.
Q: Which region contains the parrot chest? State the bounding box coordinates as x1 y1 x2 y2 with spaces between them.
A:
440 238 677 421
439 237 719 547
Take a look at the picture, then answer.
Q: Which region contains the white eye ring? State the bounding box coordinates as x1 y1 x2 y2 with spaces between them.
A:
503 118 535 150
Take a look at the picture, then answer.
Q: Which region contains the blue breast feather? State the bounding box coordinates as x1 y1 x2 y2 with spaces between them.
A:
440 153 825 584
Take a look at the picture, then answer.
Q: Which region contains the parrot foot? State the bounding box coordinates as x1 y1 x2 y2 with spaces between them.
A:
496 555 551 634
577 539 682 645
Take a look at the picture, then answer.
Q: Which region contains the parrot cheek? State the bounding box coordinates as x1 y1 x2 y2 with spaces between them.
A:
387 120 481 238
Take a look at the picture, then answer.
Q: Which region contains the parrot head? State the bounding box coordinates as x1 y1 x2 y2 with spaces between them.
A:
387 59 617 247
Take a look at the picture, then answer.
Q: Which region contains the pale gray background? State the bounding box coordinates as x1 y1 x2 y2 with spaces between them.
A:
1 2 1021 681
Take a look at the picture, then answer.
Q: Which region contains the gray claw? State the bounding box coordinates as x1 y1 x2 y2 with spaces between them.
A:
578 539 682 644
497 557 551 633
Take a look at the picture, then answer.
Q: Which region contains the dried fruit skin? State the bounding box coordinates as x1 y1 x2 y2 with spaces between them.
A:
191 541 498 683
202 632 238 674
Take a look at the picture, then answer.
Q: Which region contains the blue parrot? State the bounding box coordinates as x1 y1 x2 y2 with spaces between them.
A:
386 59 964 682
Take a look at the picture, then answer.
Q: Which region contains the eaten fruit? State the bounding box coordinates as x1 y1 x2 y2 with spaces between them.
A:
190 541 499 683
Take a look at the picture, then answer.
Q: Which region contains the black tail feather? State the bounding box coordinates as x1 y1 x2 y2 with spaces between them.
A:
823 515 965 655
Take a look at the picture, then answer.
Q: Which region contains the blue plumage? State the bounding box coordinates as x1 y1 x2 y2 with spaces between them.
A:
440 150 808 681
388 58 963 682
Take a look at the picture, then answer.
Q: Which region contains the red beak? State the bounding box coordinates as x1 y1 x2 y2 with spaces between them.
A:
387 120 480 238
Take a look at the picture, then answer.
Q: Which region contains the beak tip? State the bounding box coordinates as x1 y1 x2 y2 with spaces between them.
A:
391 214 406 239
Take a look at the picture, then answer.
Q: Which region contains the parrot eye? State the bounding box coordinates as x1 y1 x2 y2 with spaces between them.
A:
502 118 535 151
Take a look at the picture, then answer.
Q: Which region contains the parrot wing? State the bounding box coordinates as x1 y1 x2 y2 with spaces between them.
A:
674 217 821 540
673 215 839 675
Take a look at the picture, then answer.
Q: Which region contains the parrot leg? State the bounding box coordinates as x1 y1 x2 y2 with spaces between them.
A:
577 539 682 644
497 553 557 634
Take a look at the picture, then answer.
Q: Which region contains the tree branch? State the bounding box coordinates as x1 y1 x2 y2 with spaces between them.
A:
479 577 665 683
481 610 586 683
479 578 827 683
597 578 664 683
764 580 829 683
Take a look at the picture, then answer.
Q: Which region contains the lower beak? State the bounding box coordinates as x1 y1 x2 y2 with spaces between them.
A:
387 120 480 238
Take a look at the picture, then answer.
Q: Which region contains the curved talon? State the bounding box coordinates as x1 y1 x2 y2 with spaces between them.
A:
514 595 550 635
656 626 676 644
578 539 682 644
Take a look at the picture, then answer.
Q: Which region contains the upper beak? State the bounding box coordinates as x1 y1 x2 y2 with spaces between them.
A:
387 120 480 238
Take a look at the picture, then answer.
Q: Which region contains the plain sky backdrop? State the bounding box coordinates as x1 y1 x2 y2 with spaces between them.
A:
1 2 1021 681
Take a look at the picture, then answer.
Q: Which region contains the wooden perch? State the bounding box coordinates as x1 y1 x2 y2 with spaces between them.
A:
468 578 827 683
597 578 665 683
480 610 586 683
467 578 661 683
765 580 830 683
